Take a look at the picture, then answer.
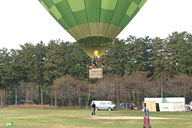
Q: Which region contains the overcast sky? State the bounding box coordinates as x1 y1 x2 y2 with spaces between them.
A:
1 0 192 49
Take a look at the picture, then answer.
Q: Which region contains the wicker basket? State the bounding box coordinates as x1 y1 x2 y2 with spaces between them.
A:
89 68 103 79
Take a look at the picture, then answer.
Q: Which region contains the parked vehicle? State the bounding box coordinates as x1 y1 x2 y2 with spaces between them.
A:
185 104 190 112
17 100 25 104
119 102 138 110
91 101 116 111
188 101 192 111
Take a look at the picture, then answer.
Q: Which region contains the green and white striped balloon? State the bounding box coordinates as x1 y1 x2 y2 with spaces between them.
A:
40 0 147 58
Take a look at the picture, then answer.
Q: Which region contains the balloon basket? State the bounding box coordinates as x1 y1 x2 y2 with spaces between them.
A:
89 68 103 79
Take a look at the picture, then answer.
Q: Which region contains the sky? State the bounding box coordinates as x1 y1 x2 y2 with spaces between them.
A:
0 0 192 50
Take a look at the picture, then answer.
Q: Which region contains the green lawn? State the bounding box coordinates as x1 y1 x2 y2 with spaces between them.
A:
0 108 190 128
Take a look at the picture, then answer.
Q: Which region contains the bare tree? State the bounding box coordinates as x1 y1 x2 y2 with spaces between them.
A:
123 71 151 104
18 82 38 104
92 74 123 105
51 75 80 107
167 75 192 98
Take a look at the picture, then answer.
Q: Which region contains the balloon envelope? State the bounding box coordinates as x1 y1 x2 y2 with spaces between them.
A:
40 0 147 58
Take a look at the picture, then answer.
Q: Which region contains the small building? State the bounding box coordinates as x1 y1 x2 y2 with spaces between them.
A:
144 97 185 112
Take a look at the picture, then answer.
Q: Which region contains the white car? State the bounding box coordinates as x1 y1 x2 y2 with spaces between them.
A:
91 101 116 111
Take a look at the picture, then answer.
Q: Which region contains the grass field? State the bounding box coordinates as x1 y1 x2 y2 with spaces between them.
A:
0 108 191 128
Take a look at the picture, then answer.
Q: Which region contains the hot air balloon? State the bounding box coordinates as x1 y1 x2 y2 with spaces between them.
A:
39 0 147 79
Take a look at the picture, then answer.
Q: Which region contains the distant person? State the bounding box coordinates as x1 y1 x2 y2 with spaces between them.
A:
131 103 134 110
98 59 101 68
91 102 96 115
92 57 98 68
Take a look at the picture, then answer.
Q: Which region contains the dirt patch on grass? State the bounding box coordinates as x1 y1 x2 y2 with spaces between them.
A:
91 116 181 120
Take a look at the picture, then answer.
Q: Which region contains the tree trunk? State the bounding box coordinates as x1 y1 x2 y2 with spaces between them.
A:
62 97 64 106
86 89 91 109
79 96 81 107
142 88 145 102
134 91 136 104
118 85 121 106
15 86 18 106
55 94 57 106
125 87 127 110
66 86 68 106
1 90 3 107
125 87 127 103
39 86 41 104
50 95 53 106
115 85 117 105
106 92 108 101
130 88 133 102
4 87 6 106
41 86 43 105
159 78 163 98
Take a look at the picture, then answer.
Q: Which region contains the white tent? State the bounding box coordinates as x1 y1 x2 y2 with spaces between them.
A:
144 97 185 112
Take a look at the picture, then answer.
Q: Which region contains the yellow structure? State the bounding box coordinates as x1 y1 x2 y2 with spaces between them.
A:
146 101 156 112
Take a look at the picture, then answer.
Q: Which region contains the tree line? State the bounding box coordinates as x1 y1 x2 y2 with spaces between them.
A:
0 31 192 108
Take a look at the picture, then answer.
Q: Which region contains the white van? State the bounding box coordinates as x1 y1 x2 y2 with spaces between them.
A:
91 101 116 111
